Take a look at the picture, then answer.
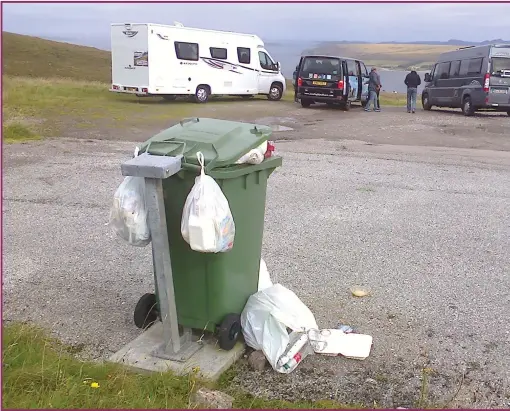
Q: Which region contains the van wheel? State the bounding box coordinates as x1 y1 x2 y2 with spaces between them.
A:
422 93 432 111
301 99 312 108
462 96 475 116
267 84 283 101
195 85 210 103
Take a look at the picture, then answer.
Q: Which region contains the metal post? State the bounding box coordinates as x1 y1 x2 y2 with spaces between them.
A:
121 153 202 362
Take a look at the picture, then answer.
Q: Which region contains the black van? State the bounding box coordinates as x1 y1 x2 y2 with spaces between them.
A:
295 55 369 110
422 44 510 116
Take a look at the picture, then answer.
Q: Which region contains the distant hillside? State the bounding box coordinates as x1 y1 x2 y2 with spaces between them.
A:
2 32 111 82
310 38 510 46
302 43 464 70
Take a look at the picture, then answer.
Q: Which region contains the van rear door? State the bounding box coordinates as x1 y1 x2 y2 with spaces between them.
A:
110 23 149 93
488 47 510 106
298 56 343 98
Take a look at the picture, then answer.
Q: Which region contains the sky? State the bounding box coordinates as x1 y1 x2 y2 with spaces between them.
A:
2 2 510 49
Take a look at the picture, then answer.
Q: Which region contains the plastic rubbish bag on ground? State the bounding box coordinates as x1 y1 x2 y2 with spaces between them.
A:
181 152 235 253
109 176 151 247
235 141 268 165
241 284 318 373
258 258 273 291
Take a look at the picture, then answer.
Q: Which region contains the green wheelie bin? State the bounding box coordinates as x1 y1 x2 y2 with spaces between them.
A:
132 118 282 350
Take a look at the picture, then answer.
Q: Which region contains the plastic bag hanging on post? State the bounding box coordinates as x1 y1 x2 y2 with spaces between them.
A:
181 151 235 253
109 175 151 247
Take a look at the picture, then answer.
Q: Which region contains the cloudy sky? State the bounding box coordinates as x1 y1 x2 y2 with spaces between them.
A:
3 2 510 48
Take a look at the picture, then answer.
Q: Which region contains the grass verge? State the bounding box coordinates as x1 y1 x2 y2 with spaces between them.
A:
2 122 41 143
2 322 355 409
3 76 410 143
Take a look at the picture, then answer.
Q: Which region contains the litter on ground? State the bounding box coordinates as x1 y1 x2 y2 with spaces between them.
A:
350 286 371 297
241 261 373 373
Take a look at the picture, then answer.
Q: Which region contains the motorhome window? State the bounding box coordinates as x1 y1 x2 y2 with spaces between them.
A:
360 62 368 76
301 57 342 78
210 47 227 60
174 42 199 61
258 51 276 71
449 60 461 77
237 47 251 64
435 62 451 79
467 58 483 75
490 57 510 75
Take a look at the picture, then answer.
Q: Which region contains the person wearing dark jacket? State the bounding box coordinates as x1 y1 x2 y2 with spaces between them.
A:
364 67 381 112
293 65 299 102
404 69 421 113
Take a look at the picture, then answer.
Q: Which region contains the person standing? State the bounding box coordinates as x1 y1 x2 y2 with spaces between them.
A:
404 69 421 113
365 67 381 112
293 65 299 103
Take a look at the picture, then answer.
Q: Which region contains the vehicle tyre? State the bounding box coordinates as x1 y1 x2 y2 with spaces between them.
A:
194 85 210 103
462 96 475 117
163 95 177 101
267 83 283 101
218 313 242 351
422 93 432 111
301 99 312 108
134 293 159 329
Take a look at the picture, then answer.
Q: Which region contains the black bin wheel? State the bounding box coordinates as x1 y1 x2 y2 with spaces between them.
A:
218 313 242 351
134 293 159 329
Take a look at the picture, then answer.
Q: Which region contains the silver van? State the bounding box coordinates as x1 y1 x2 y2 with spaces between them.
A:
422 44 510 116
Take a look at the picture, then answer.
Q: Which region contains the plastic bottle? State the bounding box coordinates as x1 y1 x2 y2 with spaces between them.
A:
282 352 303 370
277 333 308 367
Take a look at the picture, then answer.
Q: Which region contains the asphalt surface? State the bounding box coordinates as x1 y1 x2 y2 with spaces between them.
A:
3 106 510 408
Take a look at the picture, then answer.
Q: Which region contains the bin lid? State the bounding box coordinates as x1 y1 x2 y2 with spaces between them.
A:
139 118 272 169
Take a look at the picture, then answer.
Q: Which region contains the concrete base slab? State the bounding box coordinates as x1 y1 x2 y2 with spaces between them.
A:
109 322 245 380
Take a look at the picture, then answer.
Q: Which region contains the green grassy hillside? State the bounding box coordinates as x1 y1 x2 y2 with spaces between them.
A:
2 32 111 82
2 33 413 143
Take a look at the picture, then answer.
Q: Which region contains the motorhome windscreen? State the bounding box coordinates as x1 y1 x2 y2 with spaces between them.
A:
301 57 342 79
491 57 510 75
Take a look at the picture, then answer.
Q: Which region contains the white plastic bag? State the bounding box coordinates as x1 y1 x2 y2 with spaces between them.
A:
235 141 268 165
240 284 318 372
258 258 273 291
181 152 235 253
109 176 151 247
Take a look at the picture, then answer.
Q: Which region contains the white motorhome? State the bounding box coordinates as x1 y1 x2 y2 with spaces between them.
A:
110 22 286 103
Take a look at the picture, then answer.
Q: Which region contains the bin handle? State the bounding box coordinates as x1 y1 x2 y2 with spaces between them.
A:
144 140 187 158
181 144 219 174
179 117 200 126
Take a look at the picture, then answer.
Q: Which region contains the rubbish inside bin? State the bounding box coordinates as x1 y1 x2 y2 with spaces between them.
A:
109 176 151 247
235 141 267 165
181 151 235 253
240 283 318 373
